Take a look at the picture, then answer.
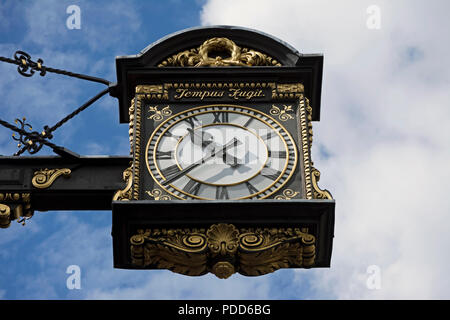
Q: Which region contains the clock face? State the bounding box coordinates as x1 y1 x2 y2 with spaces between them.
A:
145 105 297 200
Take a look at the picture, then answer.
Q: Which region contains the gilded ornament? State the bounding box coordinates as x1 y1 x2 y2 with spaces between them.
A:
145 189 171 200
212 261 235 279
277 83 304 93
298 98 313 199
31 168 71 189
113 166 133 201
158 37 281 67
128 98 135 155
129 224 316 278
207 223 239 256
132 97 142 200
147 105 172 122
311 168 333 200
0 204 11 228
136 84 163 94
274 189 300 200
270 104 294 121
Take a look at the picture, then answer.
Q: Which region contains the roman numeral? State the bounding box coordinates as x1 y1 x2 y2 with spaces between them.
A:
160 164 181 180
216 186 229 200
245 181 259 195
164 131 181 139
261 167 282 181
183 179 201 196
184 116 200 129
268 150 287 158
260 132 273 141
212 112 229 123
243 117 254 127
155 150 174 160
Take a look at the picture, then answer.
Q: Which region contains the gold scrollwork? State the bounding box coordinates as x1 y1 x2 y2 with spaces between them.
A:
274 189 300 200
113 166 133 201
147 105 172 122
130 223 316 278
270 104 295 121
311 168 333 200
31 168 71 189
145 189 171 200
158 37 281 67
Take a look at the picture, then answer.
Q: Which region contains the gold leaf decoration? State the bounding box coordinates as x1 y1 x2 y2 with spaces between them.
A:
130 224 315 278
311 168 333 200
207 223 239 256
145 189 171 200
158 37 281 67
113 166 133 201
274 189 300 200
270 104 295 121
31 168 71 189
147 105 172 122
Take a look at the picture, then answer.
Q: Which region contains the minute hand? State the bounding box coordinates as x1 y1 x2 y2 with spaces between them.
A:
161 138 242 186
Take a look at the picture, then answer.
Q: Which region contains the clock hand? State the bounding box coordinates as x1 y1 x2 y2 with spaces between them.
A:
187 127 241 168
162 137 242 186
187 127 214 148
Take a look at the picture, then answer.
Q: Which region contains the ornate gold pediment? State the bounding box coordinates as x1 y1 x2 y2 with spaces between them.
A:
158 37 282 67
130 223 315 278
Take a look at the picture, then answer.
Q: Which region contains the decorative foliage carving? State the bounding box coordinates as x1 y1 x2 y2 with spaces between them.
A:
207 224 239 256
158 37 281 67
147 105 172 122
32 168 71 189
130 224 316 278
270 104 295 121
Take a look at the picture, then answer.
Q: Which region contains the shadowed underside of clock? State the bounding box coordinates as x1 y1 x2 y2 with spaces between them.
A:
111 26 335 278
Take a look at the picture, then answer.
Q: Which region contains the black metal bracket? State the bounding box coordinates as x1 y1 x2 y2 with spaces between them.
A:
0 50 114 158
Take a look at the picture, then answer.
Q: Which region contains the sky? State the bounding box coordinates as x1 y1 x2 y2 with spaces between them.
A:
0 0 449 300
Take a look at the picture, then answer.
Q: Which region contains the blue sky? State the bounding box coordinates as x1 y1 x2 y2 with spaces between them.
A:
1 0 450 299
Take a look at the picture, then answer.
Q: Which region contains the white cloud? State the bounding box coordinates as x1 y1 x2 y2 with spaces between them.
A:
201 0 450 299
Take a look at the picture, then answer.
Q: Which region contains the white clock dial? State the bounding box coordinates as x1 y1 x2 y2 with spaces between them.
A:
145 105 298 200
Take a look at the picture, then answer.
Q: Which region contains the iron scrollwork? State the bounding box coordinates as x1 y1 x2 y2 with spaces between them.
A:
14 51 46 77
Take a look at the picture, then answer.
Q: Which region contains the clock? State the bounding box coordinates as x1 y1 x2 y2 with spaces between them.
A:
145 104 298 200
